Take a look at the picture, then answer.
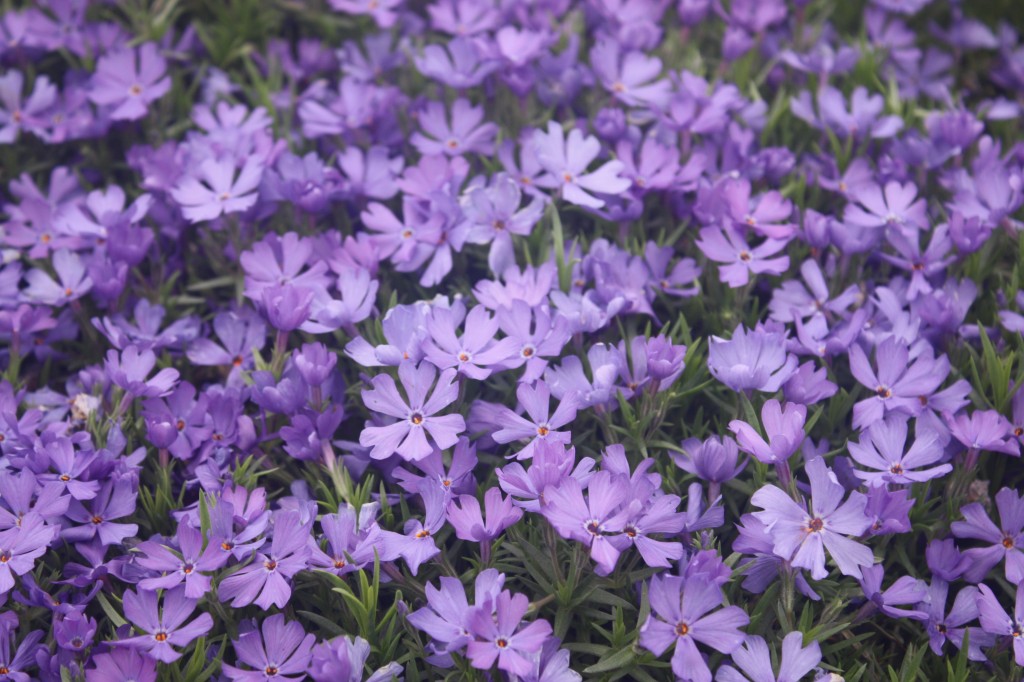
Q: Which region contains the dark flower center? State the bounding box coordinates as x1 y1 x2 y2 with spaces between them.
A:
264 560 278 571
91 516 103 525
442 478 452 488
876 386 892 399
221 541 234 551
584 519 601 535
537 425 550 437
806 517 824 533
154 631 168 642
889 463 904 475
233 355 244 366
936 623 947 634
415 529 431 539
129 84 142 96
458 352 470 362
265 665 279 675
71 637 83 648
521 346 535 357
0 551 10 563
182 563 194 574
738 251 752 262
496 637 509 648
1015 427 1023 437
176 419 185 430
1003 536 1015 549
60 474 71 482
334 558 346 568
410 412 424 425
493 219 506 231
624 525 638 538
674 622 690 637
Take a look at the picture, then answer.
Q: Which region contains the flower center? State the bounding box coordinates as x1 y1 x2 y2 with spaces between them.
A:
182 563 194 574
584 519 602 536
889 463 904 475
91 516 103 524
521 346 535 357
876 386 892 399
153 631 168 642
806 517 825 533
496 637 509 648
176 419 185 430
674 622 690 637
537 425 550 437
562 172 573 183
936 623 947 634
415 529 431 539
264 560 278 571
738 250 752 262
265 666 279 676
334 558 346 568
410 412 424 425
624 525 638 538
71 637 83 648
129 84 142 96
458 351 471 363
0 551 10 563
493 219 506 231
221 541 234 551
60 474 71 481
1003 535 1015 550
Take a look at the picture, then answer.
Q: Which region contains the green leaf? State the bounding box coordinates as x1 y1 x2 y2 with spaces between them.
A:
583 646 636 674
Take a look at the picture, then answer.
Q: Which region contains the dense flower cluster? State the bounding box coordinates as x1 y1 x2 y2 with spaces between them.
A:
0 0 1022 680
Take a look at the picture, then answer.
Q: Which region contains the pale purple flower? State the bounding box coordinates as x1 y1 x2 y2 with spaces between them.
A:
717 631 822 682
751 457 873 580
708 325 798 393
359 361 466 461
411 98 497 157
729 399 807 465
88 43 170 121
532 122 631 209
952 487 1024 583
697 226 790 288
848 417 951 486
639 573 749 682
171 156 264 223
116 586 213 663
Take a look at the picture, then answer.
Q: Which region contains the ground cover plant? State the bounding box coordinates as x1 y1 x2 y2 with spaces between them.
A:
0 0 1023 680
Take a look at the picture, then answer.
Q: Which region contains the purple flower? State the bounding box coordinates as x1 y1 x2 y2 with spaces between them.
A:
55 611 97 653
497 441 596 513
729 399 806 465
751 457 873 580
590 38 670 109
466 590 554 676
328 0 403 28
491 382 578 460
116 586 213 663
23 249 93 306
976 581 1024 666
171 156 264 223
0 512 54 594
406 568 506 663
532 122 630 209
137 520 227 598
87 649 157 682
223 614 316 682
218 510 312 610
379 484 446 575
696 226 790 288
638 573 749 682
63 479 138 547
923 581 991 661
709 325 798 393
946 409 1019 457
845 181 928 233
848 417 951 486
308 504 385 575
105 345 180 399
952 487 1024 583
848 338 950 430
422 305 516 380
448 487 523 543
359 361 466 461
717 631 822 682
411 98 497 157
672 436 746 488
0 626 44 682
88 43 170 121
309 634 404 682
461 173 545 275
857 563 929 620
541 471 629 575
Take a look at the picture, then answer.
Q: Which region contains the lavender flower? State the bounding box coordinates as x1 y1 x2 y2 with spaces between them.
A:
116 586 213 663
